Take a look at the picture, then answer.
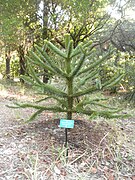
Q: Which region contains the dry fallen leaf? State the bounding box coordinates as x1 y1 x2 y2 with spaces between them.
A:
54 165 61 175
90 167 97 174
104 171 114 180
61 169 67 176
108 173 114 180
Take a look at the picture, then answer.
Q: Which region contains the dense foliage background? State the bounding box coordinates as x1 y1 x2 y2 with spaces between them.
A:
0 0 135 103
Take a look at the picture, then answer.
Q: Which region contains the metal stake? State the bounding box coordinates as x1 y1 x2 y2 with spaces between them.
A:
65 128 68 161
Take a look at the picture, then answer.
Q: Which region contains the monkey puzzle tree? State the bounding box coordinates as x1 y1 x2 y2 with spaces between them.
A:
12 35 126 121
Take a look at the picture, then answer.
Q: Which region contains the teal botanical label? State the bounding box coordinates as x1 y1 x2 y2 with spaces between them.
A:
59 119 74 128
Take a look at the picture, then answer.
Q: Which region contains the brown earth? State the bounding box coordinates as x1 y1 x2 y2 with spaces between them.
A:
0 94 135 180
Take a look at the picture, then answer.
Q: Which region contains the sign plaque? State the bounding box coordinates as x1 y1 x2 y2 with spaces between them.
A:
59 119 74 129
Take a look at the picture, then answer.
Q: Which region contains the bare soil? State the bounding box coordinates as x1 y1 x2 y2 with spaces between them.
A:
0 93 135 180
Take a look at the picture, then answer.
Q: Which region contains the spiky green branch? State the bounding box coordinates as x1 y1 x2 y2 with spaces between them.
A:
9 34 128 122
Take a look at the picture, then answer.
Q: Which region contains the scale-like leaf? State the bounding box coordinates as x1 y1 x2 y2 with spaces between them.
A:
85 97 108 103
83 40 93 49
70 44 82 58
70 41 92 58
95 78 102 89
49 96 68 108
72 86 98 97
12 102 68 114
35 96 51 103
35 83 67 97
74 70 98 91
26 55 55 75
35 45 67 78
74 108 94 115
90 101 121 110
89 110 129 119
103 74 124 88
20 75 34 85
67 40 73 59
78 51 113 75
36 96 68 108
35 45 52 64
27 109 44 123
65 34 70 50
28 63 42 84
46 41 66 58
69 54 85 77
76 98 108 108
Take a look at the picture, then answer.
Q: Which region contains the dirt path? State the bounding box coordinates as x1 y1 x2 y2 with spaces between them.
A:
0 96 135 180
0 98 27 179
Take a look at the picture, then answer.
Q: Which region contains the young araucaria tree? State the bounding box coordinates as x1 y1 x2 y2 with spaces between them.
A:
10 35 127 158
13 35 125 121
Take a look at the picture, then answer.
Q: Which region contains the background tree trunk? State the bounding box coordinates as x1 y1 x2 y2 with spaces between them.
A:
42 0 49 84
18 45 26 83
5 48 11 80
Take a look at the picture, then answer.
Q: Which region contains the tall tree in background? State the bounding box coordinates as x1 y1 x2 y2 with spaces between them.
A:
42 0 50 83
0 0 41 81
5 47 11 80
0 1 21 79
47 0 111 48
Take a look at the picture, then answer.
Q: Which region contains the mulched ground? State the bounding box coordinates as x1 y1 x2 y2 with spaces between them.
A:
0 95 135 180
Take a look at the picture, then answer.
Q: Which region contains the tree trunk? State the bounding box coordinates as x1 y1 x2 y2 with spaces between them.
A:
43 69 49 83
18 45 25 83
5 49 11 80
42 0 49 40
42 0 49 84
